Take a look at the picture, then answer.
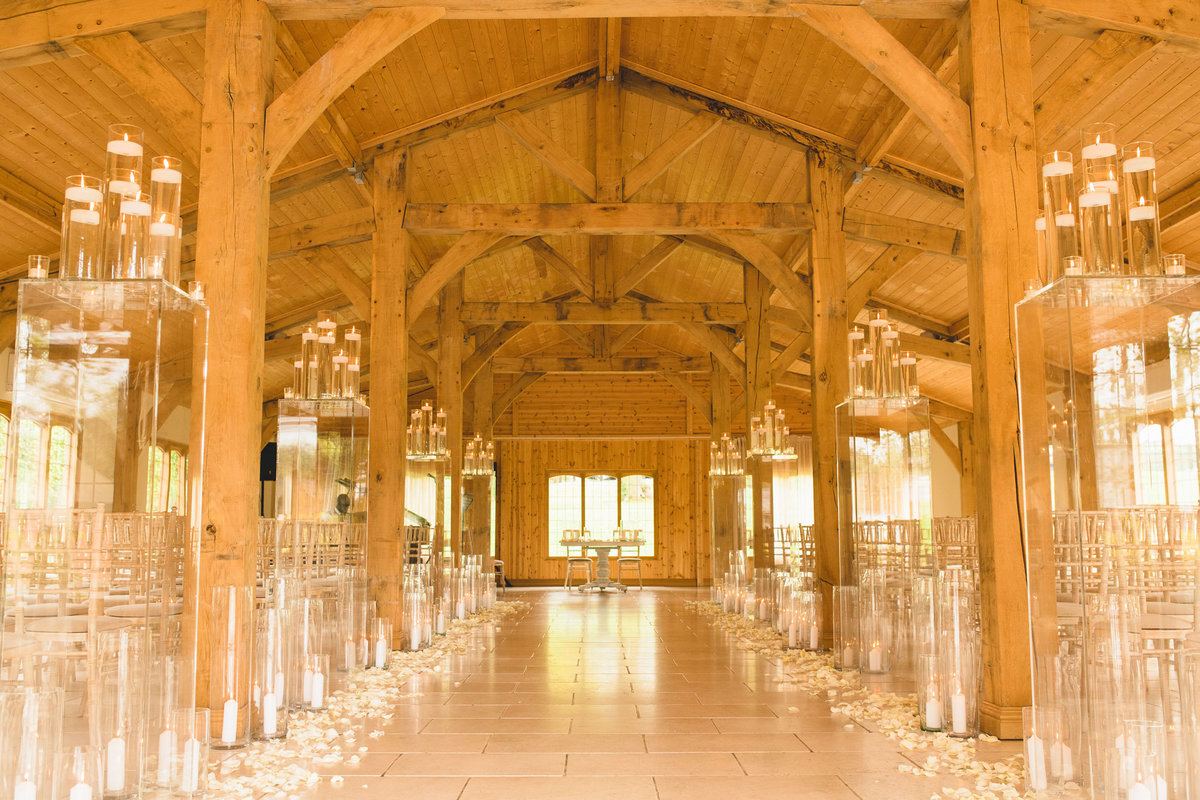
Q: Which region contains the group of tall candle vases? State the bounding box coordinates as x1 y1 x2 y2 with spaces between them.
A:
285 311 363 401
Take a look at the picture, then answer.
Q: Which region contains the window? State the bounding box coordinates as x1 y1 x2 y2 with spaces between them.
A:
0 414 8 509
46 425 73 508
146 446 188 513
547 472 656 557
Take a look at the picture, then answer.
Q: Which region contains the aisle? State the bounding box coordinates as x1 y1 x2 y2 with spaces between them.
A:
300 588 1011 800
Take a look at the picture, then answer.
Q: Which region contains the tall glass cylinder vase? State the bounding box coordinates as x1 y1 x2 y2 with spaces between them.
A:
1042 151 1078 280
1122 141 1162 274
1181 651 1200 799
152 657 183 788
98 629 143 799
288 595 325 710
61 745 101 800
253 607 288 741
858 569 892 675
172 708 209 797
833 585 859 671
0 685 63 800
919 655 944 732
937 567 979 738
209 586 251 749
60 175 104 279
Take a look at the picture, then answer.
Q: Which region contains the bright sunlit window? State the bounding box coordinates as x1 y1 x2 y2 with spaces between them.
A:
548 472 655 557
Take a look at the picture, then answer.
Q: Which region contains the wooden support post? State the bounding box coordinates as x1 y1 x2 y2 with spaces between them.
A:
808 148 848 642
711 356 732 438
368 148 408 634
465 353 495 566
960 0 1039 739
192 0 273 718
439 275 464 562
743 263 773 573
958 420 976 516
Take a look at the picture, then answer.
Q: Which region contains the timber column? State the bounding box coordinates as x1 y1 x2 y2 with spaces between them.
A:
743 264 773 573
192 0 273 710
807 148 848 643
439 276 464 561
368 148 409 634
960 0 1039 738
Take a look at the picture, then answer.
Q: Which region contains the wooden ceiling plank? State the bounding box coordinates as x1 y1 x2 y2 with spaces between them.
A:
712 231 814 326
613 237 682 297
622 111 722 199
771 332 812 383
493 355 709 372
1161 173 1200 233
302 246 372 318
74 31 203 162
797 5 972 176
867 297 955 337
265 6 445 175
492 371 543 419
497 109 597 199
0 0 206 70
846 244 921 319
460 301 745 324
524 237 595 299
658 371 712 425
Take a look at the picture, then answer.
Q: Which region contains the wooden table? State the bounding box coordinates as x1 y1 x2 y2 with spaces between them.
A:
560 537 645 592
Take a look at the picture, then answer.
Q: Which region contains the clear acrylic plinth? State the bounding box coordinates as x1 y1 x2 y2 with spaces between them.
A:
462 467 496 575
708 444 748 605
0 278 208 798
1016 275 1200 797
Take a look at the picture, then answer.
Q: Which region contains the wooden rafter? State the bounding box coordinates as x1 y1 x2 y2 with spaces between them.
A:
613 237 682 298
843 208 965 259
896 332 971 365
608 324 646 354
1026 0 1200 55
846 245 921 319
302 247 372 318
868 298 956 338
407 231 507 315
712 231 814 325
771 333 812 384
492 372 544 419
75 32 203 162
677 323 747 389
264 6 444 175
493 356 709 373
0 167 60 236
929 421 962 470
622 111 722 199
797 5 973 176
463 322 529 385
403 202 812 235
459 301 745 324
497 110 597 199
658 372 712 425
524 239 594 299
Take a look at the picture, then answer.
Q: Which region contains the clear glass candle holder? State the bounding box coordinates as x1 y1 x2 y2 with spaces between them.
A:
60 175 104 279
833 585 859 671
26 255 49 280
105 123 144 175
1122 141 1162 274
172 708 209 797
303 653 330 712
99 629 142 798
1042 150 1078 280
253 607 288 740
1123 720 1168 799
1079 165 1121 275
919 655 944 732
146 212 179 281
149 155 182 218
938 567 979 738
114 190 152 279
153 657 184 788
62 745 101 800
101 167 141 277
209 585 252 749
288 596 325 710
1023 706 1050 793
0 685 63 800
372 617 393 669
1164 253 1187 276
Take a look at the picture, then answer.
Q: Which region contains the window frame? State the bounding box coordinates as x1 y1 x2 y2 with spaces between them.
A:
546 469 657 559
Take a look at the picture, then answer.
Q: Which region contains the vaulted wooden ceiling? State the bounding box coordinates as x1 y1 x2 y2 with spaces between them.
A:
2 2 1199 428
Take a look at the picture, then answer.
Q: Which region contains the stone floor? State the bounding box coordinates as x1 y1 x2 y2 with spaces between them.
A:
298 587 1020 800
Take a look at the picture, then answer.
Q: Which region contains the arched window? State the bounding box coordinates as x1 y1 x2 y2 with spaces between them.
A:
146 445 166 512
0 413 9 509
45 425 73 508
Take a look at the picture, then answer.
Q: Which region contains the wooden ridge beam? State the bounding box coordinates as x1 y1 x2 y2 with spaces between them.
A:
613 237 682 298
492 372 544 419
268 0 967 19
622 111 722 199
407 231 507 315
0 0 205 71
712 231 814 326
265 6 444 175
843 207 965 258
460 300 746 324
796 5 973 176
75 31 203 162
492 355 709 373
896 331 971 365
622 64 965 204
498 110 597 200
403 202 813 235
658 372 712 425
302 246 372 318
524 238 594 299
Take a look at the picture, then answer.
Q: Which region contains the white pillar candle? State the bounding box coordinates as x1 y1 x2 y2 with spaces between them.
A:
787 620 798 648
951 691 967 734
310 671 325 709
344 639 356 670
69 781 93 800
1128 780 1153 800
808 623 820 650
925 696 943 730
69 208 101 225
375 639 388 668
150 167 182 184
410 624 421 651
436 611 446 635
868 645 882 672
180 738 202 793
107 138 143 157
1025 734 1048 791
456 601 465 619
66 184 104 203
158 727 177 784
842 646 854 667
302 668 314 703
274 673 286 707
1049 738 1072 779
758 599 767 619
14 780 37 800
221 699 238 743
106 736 126 793
262 693 278 736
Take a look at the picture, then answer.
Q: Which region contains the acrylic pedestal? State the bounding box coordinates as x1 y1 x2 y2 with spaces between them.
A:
0 279 207 798
1016 276 1200 798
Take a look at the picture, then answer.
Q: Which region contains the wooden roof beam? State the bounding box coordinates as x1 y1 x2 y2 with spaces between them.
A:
866 297 956 338
608 324 646 354
1161 173 1200 233
265 7 444 175
613 237 683 298
301 246 372 318
75 31 203 163
267 0 967 20
498 110 597 200
524 239 594 299
622 111 722 200
463 321 530 385
403 202 813 235
843 208 966 259
460 301 745 325
847 245 921 319
896 331 971 365
407 231 508 315
0 167 60 237
0 0 205 71
492 372 543 419
796 5 973 177
493 356 709 373
622 64 964 204
1026 0 1200 55
712 231 814 326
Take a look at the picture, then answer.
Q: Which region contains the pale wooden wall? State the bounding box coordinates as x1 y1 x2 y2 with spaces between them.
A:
497 437 710 584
